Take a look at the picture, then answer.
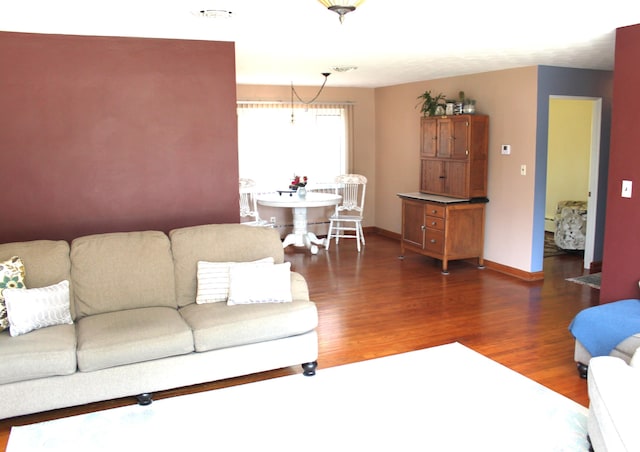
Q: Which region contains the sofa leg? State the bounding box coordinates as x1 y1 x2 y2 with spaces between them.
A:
136 393 153 406
577 362 588 379
302 361 317 376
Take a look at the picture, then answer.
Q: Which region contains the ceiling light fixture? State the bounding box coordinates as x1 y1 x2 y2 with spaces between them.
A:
317 0 365 24
290 72 331 123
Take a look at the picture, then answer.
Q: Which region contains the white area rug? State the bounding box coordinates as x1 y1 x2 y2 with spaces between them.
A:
8 343 589 451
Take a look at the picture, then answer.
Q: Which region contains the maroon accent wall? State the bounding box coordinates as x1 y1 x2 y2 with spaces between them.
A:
600 24 640 303
0 32 239 243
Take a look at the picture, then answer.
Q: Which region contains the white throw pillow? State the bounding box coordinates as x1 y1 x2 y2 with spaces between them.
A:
227 262 292 305
4 280 73 337
196 257 274 304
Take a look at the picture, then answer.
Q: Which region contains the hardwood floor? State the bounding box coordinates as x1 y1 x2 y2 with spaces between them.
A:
0 234 598 449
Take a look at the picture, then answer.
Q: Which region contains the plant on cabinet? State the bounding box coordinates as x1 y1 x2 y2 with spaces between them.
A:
416 90 445 117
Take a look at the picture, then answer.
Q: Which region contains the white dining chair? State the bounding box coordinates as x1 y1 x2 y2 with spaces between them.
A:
325 174 367 252
239 178 271 227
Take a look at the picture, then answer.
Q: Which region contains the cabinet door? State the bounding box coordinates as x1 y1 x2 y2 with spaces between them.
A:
436 118 452 158
444 161 469 198
420 118 437 158
402 200 426 248
420 159 445 195
450 117 469 160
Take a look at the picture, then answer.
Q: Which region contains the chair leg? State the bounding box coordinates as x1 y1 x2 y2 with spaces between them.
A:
359 222 365 246
326 221 333 250
355 222 361 252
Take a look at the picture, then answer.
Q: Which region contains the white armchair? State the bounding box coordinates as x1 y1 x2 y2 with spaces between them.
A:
587 348 640 451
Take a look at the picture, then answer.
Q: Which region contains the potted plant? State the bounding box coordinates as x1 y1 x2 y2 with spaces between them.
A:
416 90 445 117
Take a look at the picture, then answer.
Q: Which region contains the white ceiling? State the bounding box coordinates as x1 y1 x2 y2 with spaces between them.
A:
2 0 640 88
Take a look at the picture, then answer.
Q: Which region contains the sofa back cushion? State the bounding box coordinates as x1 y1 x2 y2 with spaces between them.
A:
170 224 285 308
0 240 74 318
71 231 176 318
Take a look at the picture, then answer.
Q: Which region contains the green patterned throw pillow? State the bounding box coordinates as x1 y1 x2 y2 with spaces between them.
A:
0 256 26 331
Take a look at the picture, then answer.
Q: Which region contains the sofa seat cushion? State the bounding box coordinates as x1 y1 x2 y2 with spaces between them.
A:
179 300 318 352
76 307 194 372
0 323 77 384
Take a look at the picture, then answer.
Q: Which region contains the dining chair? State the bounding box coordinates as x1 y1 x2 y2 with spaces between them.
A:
239 178 272 227
325 174 367 252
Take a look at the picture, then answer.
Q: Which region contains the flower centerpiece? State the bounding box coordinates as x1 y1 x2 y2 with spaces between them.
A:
289 175 308 190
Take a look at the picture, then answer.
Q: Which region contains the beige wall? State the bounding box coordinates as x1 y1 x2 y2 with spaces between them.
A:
374 67 539 272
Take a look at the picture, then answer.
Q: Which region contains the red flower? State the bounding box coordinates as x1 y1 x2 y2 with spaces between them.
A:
290 175 308 188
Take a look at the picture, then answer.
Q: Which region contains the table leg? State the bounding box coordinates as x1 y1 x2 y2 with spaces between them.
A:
281 207 324 254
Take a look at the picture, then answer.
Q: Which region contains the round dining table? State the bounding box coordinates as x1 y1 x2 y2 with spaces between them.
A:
257 192 341 254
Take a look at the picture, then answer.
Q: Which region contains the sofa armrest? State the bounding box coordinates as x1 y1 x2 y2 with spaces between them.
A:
588 356 640 452
630 344 640 368
290 271 310 301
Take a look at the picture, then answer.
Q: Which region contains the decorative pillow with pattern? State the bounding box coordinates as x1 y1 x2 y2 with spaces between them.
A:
0 256 26 331
196 257 274 304
4 280 73 337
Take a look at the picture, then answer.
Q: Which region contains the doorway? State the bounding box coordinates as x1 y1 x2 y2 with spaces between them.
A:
545 96 602 270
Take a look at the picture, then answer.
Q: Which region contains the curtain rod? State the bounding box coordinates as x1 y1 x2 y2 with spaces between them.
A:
237 100 355 106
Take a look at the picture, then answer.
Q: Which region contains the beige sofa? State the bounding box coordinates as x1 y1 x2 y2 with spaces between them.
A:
587 349 640 451
574 335 640 378
0 224 318 420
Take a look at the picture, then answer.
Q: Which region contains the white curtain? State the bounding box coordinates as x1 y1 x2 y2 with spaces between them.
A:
237 102 352 191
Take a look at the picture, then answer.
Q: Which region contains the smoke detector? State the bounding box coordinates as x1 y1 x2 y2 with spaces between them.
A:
331 66 358 73
194 9 233 19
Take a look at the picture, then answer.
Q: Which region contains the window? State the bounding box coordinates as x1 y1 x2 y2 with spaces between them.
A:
237 102 351 191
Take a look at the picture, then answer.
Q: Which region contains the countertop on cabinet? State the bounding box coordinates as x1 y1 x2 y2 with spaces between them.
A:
397 192 470 204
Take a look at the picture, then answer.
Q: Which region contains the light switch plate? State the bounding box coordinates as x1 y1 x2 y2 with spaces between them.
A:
501 144 511 155
622 180 632 198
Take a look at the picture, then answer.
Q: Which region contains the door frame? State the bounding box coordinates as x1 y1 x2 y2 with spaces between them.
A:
547 95 602 269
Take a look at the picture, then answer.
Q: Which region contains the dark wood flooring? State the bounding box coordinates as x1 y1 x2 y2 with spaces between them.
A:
0 234 598 450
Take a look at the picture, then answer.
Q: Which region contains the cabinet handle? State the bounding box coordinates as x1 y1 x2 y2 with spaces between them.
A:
466 150 469 155
439 176 446 179
421 225 426 231
430 239 437 244
431 221 437 226
431 210 438 214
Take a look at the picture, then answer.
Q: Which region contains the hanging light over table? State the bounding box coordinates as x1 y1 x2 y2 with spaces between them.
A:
291 73 331 123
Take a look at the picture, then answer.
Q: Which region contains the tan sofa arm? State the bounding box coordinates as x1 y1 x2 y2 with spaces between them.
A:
630 345 640 368
588 356 640 451
290 271 310 301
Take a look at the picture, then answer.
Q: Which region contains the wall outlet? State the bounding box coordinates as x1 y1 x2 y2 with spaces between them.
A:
270 216 277 224
520 164 527 176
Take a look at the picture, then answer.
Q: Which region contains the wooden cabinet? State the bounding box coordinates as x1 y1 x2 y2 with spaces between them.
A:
400 195 485 274
419 115 489 199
